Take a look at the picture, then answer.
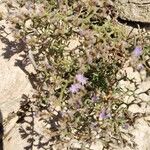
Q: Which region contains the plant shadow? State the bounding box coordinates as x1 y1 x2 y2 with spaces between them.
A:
0 30 37 89
16 95 62 150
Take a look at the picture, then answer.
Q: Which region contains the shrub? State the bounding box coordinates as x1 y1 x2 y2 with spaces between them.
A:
5 0 150 149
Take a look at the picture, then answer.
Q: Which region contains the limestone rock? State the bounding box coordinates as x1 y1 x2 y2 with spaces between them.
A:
116 0 150 23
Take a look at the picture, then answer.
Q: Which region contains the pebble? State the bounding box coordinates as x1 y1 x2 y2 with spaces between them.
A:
24 19 33 29
70 139 82 149
90 140 103 150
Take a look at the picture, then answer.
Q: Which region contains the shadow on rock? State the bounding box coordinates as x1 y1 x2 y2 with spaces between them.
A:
0 25 26 59
16 95 62 150
0 27 37 89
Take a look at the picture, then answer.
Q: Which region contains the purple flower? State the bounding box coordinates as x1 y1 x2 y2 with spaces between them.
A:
99 109 111 119
76 101 81 108
122 123 129 129
99 110 107 119
133 46 142 57
91 95 99 102
69 83 81 94
75 74 88 85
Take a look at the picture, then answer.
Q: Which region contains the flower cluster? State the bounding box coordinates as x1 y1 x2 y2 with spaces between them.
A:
69 83 81 94
69 74 88 94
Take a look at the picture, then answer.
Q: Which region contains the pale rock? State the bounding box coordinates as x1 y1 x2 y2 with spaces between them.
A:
135 81 150 94
124 95 135 103
132 71 141 83
4 124 27 150
128 104 143 113
25 19 33 29
90 140 103 150
95 134 100 139
124 67 141 83
85 143 90 148
53 110 58 115
139 69 147 81
138 93 150 102
128 103 150 113
70 139 82 149
0 3 8 19
115 146 134 150
55 106 61 111
0 50 32 119
118 80 136 92
65 38 80 51
118 80 129 92
132 118 150 150
124 67 134 79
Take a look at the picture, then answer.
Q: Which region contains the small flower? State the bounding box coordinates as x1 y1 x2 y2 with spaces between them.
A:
137 63 144 71
99 109 111 119
91 95 99 102
75 74 88 85
122 123 129 129
99 110 107 119
133 46 142 57
69 83 81 94
76 101 81 108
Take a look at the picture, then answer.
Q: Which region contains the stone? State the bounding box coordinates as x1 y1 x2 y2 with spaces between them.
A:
3 123 27 150
140 69 147 81
0 3 8 19
124 67 141 83
115 0 150 23
138 93 150 102
24 19 33 29
65 38 80 51
128 104 143 113
0 7 33 149
90 140 103 150
132 118 150 150
135 81 150 94
69 139 82 149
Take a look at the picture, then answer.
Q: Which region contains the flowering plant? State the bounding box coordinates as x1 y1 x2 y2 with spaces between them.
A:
4 0 150 149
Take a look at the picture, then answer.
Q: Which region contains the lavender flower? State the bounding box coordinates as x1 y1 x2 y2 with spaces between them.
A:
99 109 111 119
133 46 142 57
69 83 81 94
76 101 81 108
75 74 88 85
122 123 129 129
91 95 99 102
99 110 107 119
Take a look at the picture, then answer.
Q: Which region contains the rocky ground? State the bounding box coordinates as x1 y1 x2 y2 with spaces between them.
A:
0 1 150 150
0 21 33 150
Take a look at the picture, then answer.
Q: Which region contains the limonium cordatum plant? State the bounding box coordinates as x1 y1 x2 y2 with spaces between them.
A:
5 0 150 149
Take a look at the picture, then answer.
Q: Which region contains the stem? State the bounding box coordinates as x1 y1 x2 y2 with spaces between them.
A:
59 80 69 102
